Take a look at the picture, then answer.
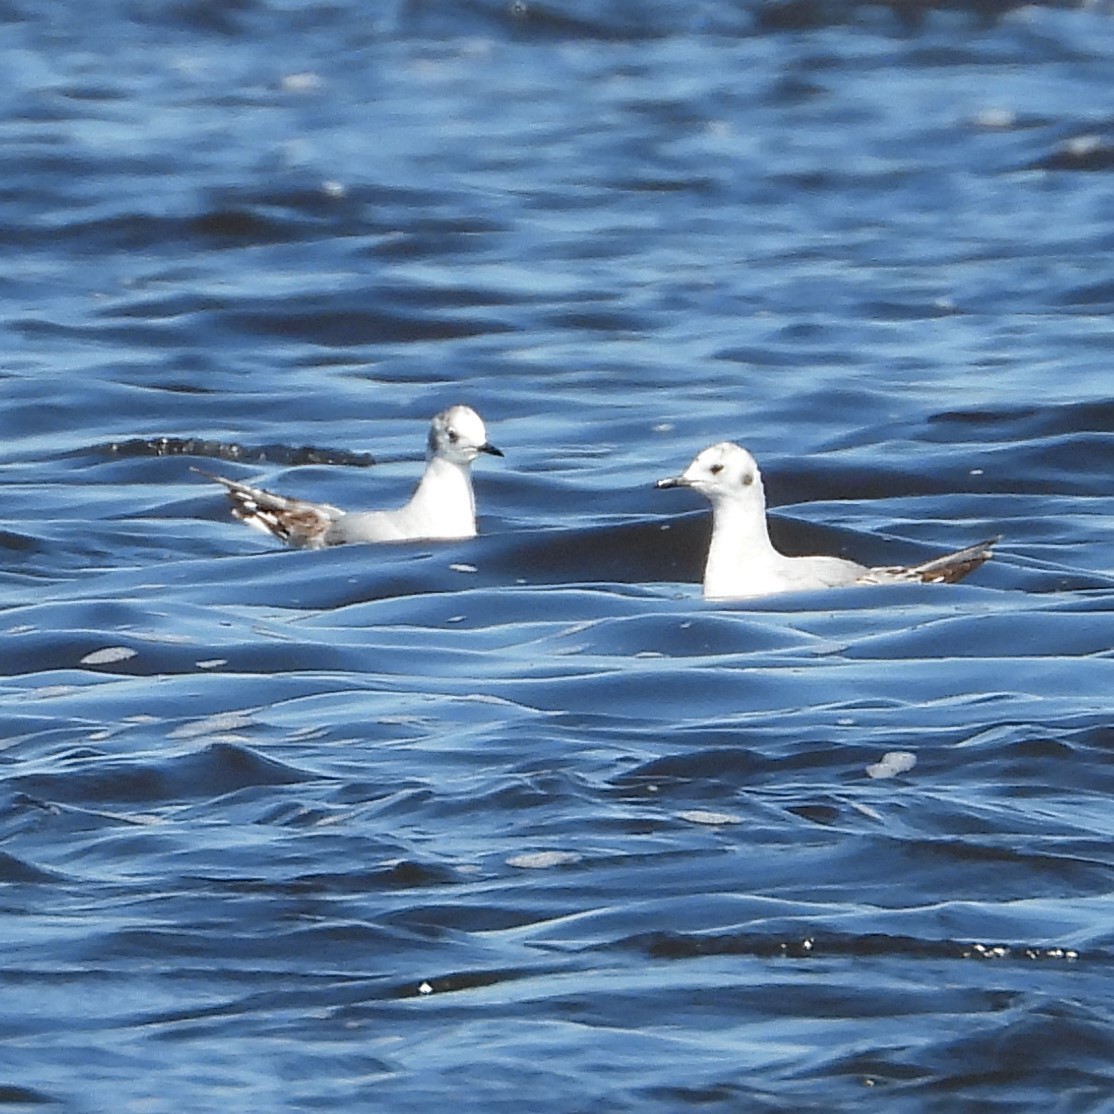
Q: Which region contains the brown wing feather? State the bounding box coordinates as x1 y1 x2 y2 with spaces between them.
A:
195 468 342 548
870 537 999 586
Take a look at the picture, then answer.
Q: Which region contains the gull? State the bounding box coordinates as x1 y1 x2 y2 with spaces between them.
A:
656 441 996 600
200 405 502 548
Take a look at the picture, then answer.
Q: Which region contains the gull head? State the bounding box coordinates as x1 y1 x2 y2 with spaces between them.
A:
428 405 503 465
656 441 763 505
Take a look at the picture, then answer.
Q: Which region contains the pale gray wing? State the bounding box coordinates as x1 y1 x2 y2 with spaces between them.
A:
781 554 871 591
323 510 411 545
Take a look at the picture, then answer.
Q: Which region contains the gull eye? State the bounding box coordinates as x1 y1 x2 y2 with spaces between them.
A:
447 428 459 444
709 463 724 475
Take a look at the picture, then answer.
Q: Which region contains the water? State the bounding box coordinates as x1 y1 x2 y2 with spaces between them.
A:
3 1 1114 1110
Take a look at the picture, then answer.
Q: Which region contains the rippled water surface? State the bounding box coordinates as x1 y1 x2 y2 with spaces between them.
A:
3 1 1114 1110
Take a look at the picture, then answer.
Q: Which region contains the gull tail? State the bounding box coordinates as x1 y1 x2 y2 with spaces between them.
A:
891 536 1000 585
194 468 341 548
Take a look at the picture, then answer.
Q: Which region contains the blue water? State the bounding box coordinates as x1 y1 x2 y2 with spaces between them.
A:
3 1 1114 1110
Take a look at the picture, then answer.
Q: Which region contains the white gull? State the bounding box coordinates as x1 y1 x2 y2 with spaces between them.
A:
201 404 502 548
657 441 996 600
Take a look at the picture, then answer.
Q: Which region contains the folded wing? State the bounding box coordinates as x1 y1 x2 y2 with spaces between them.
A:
197 470 341 549
862 537 999 586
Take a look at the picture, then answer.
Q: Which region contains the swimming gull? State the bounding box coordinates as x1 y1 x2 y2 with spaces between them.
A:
200 404 502 548
656 441 996 599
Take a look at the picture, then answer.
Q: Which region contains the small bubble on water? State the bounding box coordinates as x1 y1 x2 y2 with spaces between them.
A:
281 71 321 93
678 809 741 826
865 751 917 779
80 646 138 666
507 850 581 870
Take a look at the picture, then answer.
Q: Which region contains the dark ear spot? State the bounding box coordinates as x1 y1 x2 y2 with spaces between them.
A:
741 471 755 487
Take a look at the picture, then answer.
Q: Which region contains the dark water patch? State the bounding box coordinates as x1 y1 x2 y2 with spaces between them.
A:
11 742 314 807
786 800 844 825
187 206 302 245
180 182 403 246
772 456 988 505
7 212 211 257
0 849 66 884
541 305 657 334
908 1003 1114 1105
499 518 711 587
393 0 1044 38
938 729 1114 796
614 747 775 795
281 861 464 895
381 901 549 935
104 437 377 467
7 178 502 258
927 397 1114 443
1027 134 1114 173
638 1083 792 1113
221 300 514 347
0 1083 59 1106
393 0 717 40
754 0 1035 33
0 530 44 556
891 834 1114 895
627 928 1085 964
1057 277 1114 312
